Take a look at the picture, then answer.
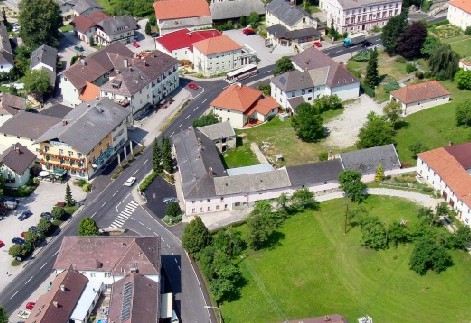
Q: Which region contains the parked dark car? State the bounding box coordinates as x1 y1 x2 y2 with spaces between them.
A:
29 226 38 232
18 210 32 221
12 237 25 245
361 41 372 48
40 212 51 218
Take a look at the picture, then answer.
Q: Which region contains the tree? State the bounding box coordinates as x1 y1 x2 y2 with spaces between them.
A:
454 69 471 90
383 100 403 127
388 220 410 247
192 112 219 127
274 56 294 75
420 35 441 58
428 44 460 81
417 206 440 226
213 228 245 259
161 136 172 173
149 15 156 26
339 169 367 203
152 138 163 174
291 188 318 210
257 84 271 97
450 226 471 250
25 229 44 247
364 48 379 88
374 163 384 182
65 183 74 206
381 12 408 54
409 237 453 275
8 244 23 258
239 16 247 27
38 217 52 235
165 202 182 218
397 22 428 59
248 11 260 28
14 45 32 77
357 112 395 148
361 219 388 250
0 304 8 323
88 35 95 47
145 21 152 35
456 101 471 127
409 142 429 159
291 103 324 142
313 95 343 113
247 211 275 250
78 217 99 236
19 0 62 48
276 192 290 210
182 216 210 257
22 69 51 101
347 207 369 228
51 206 66 220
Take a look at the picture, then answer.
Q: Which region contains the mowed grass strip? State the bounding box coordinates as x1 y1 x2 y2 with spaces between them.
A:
220 196 471 323
222 145 259 168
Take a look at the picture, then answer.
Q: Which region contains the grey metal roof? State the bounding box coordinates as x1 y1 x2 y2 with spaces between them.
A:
197 121 235 141
267 24 320 40
36 98 130 155
266 0 310 27
338 0 393 10
73 0 102 15
340 144 401 175
210 0 265 20
271 67 329 92
97 16 136 36
226 163 275 176
39 104 73 118
0 111 61 139
286 159 343 186
0 143 36 174
214 169 291 195
30 44 58 70
160 16 212 32
172 127 225 199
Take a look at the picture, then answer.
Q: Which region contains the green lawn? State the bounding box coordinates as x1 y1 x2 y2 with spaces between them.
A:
395 81 471 166
222 144 259 168
444 35 471 58
220 196 471 323
96 0 115 14
59 24 73 32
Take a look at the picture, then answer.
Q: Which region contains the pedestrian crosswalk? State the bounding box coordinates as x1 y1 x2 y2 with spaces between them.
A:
110 200 139 228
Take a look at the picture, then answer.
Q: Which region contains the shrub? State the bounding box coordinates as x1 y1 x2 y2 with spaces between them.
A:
139 172 157 192
360 82 375 97
351 51 370 62
383 80 400 92
465 26 471 35
424 71 432 78
456 101 471 127
454 69 471 90
395 56 406 63
82 183 92 192
415 71 424 79
318 151 329 161
51 206 67 221
409 142 429 159
406 63 417 73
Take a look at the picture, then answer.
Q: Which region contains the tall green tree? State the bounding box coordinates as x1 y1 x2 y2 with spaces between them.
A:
213 228 245 259
274 56 294 75
276 192 290 210
361 219 388 250
381 12 408 54
374 163 384 182
182 216 210 257
78 217 100 236
161 136 172 173
357 112 395 148
19 0 62 48
247 211 275 250
397 22 428 60
192 112 219 127
388 220 410 247
13 45 32 77
22 69 51 101
450 226 471 250
145 21 152 35
0 304 8 323
51 206 67 220
38 217 52 235
420 35 440 58
24 229 44 247
152 138 163 174
454 70 471 90
409 237 453 275
383 100 403 127
428 44 460 81
291 103 324 142
65 183 74 206
313 94 343 113
456 101 471 127
291 188 318 210
364 47 379 88
339 169 367 203
248 11 260 28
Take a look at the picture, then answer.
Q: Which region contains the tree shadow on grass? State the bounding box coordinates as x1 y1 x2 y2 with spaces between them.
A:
221 275 249 303
266 231 286 250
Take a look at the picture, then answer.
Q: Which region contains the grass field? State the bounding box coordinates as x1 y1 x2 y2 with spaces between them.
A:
443 35 471 58
222 143 259 168
220 196 471 323
395 81 471 165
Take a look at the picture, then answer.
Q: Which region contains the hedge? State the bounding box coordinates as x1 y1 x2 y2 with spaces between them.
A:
139 172 157 192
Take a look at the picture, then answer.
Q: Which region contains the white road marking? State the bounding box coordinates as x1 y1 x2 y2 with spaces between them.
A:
53 251 59 256
143 158 149 164
39 263 47 269
101 202 107 207
10 291 18 299
133 169 138 175
171 131 175 136
139 221 144 225
202 99 207 103
167 244 170 248
193 107 199 111
153 231 158 235
25 276 33 284
112 191 117 197
185 115 190 119
178 265 181 271
91 212 97 218
174 258 178 263
335 50 343 53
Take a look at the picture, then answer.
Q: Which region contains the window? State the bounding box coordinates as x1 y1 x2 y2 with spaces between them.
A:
192 208 196 213
90 273 96 277
207 206 210 211
207 199 210 202
200 207 203 212
104 272 111 277
68 151 73 156
220 197 224 201
216 205 219 210
59 149 63 155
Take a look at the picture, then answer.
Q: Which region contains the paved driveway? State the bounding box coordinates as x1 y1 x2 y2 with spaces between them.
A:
143 176 177 219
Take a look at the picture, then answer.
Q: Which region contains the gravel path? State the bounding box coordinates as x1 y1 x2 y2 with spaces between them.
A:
324 94 386 148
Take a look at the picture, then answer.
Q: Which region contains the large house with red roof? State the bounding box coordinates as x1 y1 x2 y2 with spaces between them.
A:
417 142 471 227
154 28 222 62
447 0 471 31
211 84 280 128
153 0 212 35
389 81 450 116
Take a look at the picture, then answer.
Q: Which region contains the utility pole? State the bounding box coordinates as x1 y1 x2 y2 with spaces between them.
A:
344 201 349 235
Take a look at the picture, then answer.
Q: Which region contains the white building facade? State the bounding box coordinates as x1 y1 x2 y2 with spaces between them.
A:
447 0 471 31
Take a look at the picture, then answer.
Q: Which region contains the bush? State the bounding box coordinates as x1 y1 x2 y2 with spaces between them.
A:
424 71 432 78
3 178 39 197
456 101 471 127
409 142 429 159
139 172 157 192
415 71 424 79
395 56 407 63
351 51 370 62
465 26 471 35
383 80 400 92
360 82 375 97
51 206 67 221
454 69 471 90
82 183 92 192
406 63 417 73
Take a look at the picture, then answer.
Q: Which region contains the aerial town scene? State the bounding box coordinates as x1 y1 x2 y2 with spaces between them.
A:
0 0 470 322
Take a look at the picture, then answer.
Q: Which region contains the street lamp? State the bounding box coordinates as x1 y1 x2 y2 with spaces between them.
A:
204 306 222 323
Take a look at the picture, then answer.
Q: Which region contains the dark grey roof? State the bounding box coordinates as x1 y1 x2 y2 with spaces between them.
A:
286 159 343 186
340 144 401 175
266 0 310 27
271 67 329 92
0 143 36 174
287 96 306 109
0 93 26 115
338 0 392 10
0 22 12 66
30 44 58 70
197 121 235 141
97 16 136 36
39 104 73 118
36 98 130 155
172 127 226 199
266 24 320 40
0 111 61 139
210 0 265 20
73 0 102 15
214 169 291 195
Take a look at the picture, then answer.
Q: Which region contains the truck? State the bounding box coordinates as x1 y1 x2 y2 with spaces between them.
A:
343 33 367 47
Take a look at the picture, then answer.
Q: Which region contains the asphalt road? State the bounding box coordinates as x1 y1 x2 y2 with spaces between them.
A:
322 34 382 57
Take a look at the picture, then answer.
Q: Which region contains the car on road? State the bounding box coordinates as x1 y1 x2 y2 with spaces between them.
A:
0 240 4 248
12 237 25 245
26 302 36 310
188 82 199 90
74 45 84 52
18 210 32 221
163 197 179 204
243 28 256 35
361 41 372 48
124 177 136 187
17 310 31 319
313 41 322 47
132 41 140 48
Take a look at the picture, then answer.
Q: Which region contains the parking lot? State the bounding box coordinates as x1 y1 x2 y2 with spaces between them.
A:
0 180 86 290
143 176 177 219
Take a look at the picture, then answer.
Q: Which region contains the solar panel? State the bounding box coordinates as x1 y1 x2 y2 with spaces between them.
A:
121 281 133 321
279 76 286 84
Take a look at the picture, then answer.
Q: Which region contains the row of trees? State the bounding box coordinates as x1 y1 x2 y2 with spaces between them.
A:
153 136 172 175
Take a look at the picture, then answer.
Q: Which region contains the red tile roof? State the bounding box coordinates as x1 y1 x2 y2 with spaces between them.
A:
26 269 88 323
155 28 221 53
79 82 100 101
390 80 450 104
419 142 471 208
246 97 280 116
450 0 471 14
72 11 110 34
193 35 242 55
153 0 210 20
211 84 262 113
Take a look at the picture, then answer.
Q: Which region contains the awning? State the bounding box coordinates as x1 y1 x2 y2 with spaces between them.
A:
160 293 173 319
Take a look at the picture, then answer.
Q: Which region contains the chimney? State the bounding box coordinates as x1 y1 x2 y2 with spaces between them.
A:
290 0 295 7
124 58 128 68
60 284 65 291
14 145 20 154
62 120 68 126
53 301 59 308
